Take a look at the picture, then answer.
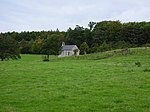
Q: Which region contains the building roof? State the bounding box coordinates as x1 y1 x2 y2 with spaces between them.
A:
62 45 78 50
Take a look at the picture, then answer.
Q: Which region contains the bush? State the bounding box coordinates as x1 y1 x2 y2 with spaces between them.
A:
42 56 49 62
142 43 150 47
113 41 131 49
143 68 150 72
135 62 142 67
99 41 111 52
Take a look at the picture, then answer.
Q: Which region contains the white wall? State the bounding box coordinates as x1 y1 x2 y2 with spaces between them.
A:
60 50 79 57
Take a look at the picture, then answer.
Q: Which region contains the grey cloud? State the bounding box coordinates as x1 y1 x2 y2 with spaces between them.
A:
0 0 150 32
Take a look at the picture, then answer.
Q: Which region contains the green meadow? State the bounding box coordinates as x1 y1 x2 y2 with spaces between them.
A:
0 48 150 112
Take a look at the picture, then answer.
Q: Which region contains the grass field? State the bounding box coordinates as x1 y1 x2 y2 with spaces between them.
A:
0 47 150 112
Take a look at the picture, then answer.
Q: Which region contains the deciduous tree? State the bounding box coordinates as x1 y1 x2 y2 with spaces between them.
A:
0 35 21 61
80 42 89 54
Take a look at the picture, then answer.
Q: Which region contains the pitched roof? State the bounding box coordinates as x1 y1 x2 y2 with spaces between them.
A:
62 45 78 50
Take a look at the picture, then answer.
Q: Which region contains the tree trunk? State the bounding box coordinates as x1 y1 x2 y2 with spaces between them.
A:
47 54 49 59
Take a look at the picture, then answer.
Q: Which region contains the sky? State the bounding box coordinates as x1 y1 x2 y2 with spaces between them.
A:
0 0 150 32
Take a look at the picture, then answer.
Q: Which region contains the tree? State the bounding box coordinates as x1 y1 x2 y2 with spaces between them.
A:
66 25 85 47
121 22 139 46
42 34 64 59
92 21 122 44
0 35 21 61
89 43 99 53
99 41 111 52
113 41 131 49
19 39 32 54
80 42 89 54
32 37 43 54
88 21 96 31
73 49 79 56
84 28 93 47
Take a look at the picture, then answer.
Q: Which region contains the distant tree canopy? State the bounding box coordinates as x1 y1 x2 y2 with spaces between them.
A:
0 35 21 61
42 34 65 56
0 21 150 57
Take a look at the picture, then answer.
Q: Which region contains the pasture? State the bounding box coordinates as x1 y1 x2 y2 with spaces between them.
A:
0 48 150 112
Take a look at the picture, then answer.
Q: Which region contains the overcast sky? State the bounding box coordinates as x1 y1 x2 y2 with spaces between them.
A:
1 0 150 32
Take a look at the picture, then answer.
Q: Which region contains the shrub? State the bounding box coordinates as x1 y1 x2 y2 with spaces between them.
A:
99 41 111 52
135 62 142 67
113 41 131 49
143 68 150 72
42 56 49 62
142 43 150 47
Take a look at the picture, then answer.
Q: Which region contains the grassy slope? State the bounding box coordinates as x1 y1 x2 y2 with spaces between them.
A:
0 48 150 112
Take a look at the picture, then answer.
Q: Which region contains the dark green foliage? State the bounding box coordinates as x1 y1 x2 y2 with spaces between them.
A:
80 42 89 54
143 68 150 72
42 34 64 55
32 37 43 54
89 43 99 53
0 30 66 55
0 35 21 61
92 21 122 44
135 62 142 67
19 39 33 54
73 49 79 56
99 41 111 52
88 21 96 31
66 25 85 47
142 43 150 47
42 55 49 62
113 41 131 49
0 21 150 55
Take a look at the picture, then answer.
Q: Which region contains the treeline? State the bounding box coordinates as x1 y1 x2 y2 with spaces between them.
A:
1 21 150 55
0 30 65 55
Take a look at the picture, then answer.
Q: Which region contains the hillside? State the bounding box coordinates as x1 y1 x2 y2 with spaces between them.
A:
0 47 150 112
